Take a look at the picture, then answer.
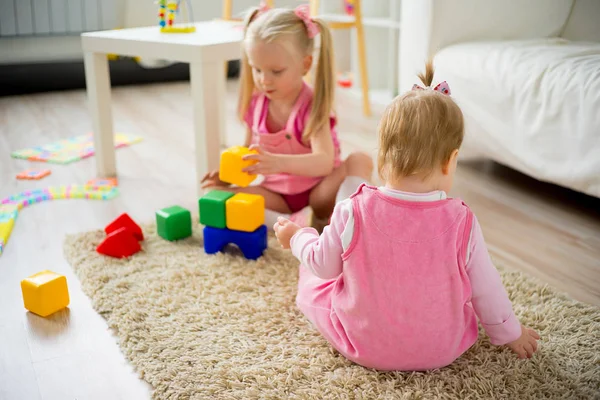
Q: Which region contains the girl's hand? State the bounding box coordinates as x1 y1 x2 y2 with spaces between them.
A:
273 216 302 249
506 325 540 359
242 145 283 175
201 169 229 189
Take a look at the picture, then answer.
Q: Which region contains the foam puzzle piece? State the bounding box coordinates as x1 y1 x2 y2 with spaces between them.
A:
226 193 265 232
97 227 142 258
105 213 144 241
21 270 70 317
86 177 118 189
203 225 267 260
199 190 234 229
218 146 258 187
16 169 51 180
156 205 192 241
11 133 143 164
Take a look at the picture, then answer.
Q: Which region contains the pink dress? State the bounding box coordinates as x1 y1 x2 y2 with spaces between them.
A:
245 83 342 196
291 184 522 371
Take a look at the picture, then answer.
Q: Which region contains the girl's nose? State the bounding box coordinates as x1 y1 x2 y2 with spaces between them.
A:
261 73 272 85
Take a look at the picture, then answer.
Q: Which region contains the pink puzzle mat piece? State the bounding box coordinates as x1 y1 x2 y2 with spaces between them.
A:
11 133 143 164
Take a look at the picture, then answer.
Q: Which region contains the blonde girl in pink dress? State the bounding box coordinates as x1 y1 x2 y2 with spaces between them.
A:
201 4 373 230
274 62 540 371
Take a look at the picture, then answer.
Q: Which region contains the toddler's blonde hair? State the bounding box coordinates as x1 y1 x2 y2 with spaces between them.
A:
377 61 464 181
238 7 335 141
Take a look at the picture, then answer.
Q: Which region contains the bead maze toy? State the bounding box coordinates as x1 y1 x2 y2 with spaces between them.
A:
0 184 120 256
16 169 51 180
199 190 267 260
344 0 355 16
96 213 144 258
219 146 259 187
158 0 196 33
11 133 143 164
21 270 70 317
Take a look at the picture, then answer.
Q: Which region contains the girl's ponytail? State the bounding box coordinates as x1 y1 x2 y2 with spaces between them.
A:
237 8 261 123
303 18 335 140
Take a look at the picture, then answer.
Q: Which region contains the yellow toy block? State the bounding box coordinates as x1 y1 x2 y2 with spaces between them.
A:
219 146 259 187
226 193 265 232
21 270 70 317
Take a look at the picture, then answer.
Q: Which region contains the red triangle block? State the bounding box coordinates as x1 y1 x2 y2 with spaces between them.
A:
96 227 141 258
105 213 144 241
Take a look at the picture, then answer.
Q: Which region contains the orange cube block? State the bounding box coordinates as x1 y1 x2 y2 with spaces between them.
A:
225 193 265 232
219 146 258 187
21 270 70 317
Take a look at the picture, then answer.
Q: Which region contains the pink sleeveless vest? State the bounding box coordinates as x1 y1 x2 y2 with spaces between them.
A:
250 84 342 195
327 184 477 370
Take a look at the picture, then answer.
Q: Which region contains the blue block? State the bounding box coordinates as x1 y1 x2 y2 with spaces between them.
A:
203 225 267 260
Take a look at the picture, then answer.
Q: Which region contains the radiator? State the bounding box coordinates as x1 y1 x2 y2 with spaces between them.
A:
0 0 118 37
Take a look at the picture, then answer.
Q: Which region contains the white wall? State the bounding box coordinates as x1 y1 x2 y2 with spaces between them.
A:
0 0 126 64
0 0 317 65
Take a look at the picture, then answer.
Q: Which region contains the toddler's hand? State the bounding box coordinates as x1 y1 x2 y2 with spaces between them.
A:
506 325 540 359
201 169 229 189
273 216 302 249
242 145 283 175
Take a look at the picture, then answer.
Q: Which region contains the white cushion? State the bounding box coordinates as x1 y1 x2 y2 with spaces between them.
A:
435 39 600 198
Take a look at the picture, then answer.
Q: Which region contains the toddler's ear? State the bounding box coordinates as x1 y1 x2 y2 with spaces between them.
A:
303 54 313 75
442 149 459 175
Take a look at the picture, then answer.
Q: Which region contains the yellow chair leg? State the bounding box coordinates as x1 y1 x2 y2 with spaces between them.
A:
223 0 232 20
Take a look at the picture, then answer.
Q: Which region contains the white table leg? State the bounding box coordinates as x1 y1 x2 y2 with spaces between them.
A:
190 61 226 197
84 52 116 178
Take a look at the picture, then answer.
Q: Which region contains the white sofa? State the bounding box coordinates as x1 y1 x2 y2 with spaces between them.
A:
399 0 600 198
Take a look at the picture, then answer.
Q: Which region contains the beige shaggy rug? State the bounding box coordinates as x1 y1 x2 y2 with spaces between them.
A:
64 224 600 400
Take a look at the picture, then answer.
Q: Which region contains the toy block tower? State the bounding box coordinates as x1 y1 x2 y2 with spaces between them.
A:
199 190 267 260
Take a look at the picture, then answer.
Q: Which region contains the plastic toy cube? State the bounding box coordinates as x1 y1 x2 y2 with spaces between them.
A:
225 193 265 232
156 205 192 241
199 190 234 228
204 225 268 260
218 146 258 187
21 270 70 317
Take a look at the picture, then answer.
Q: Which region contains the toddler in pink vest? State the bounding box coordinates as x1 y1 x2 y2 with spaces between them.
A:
274 62 540 371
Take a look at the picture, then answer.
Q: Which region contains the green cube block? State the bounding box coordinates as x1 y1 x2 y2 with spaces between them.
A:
156 205 192 241
199 190 234 228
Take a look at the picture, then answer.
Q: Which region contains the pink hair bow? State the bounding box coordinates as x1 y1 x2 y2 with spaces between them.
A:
412 81 451 95
294 4 319 39
257 1 271 14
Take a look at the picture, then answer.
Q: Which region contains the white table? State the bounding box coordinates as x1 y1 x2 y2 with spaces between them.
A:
81 21 243 195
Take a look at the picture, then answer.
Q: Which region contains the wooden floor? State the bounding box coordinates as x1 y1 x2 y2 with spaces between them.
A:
1 80 599 400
